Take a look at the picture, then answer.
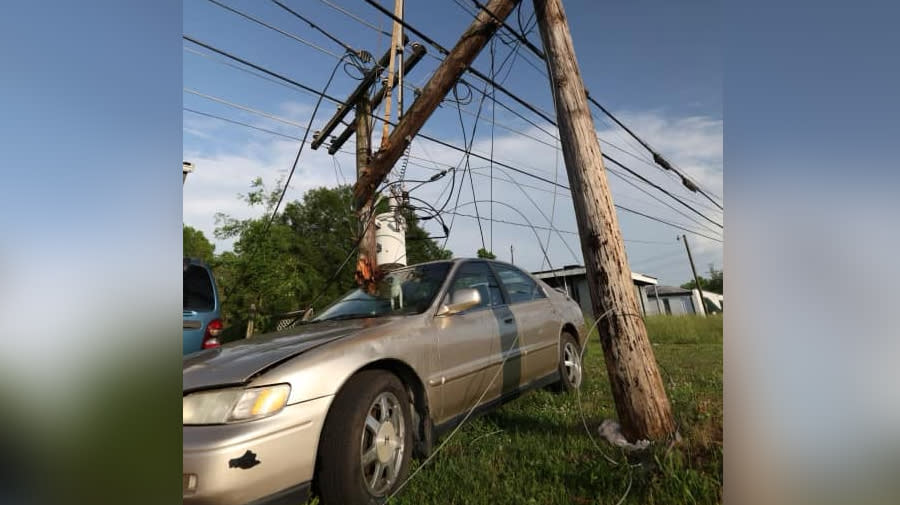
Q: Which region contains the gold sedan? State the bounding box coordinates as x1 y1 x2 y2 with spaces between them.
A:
183 258 586 505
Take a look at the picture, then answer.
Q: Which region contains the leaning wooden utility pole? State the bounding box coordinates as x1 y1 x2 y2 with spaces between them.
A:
354 95 379 292
533 0 675 440
354 0 521 286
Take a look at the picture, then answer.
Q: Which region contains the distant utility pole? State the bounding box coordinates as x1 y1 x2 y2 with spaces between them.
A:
680 234 706 316
533 0 675 440
510 244 514 264
354 0 521 286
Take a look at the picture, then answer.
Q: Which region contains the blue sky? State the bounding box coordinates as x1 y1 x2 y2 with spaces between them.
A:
182 0 723 286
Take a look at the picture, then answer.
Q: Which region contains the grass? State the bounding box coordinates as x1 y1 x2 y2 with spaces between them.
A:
310 314 723 505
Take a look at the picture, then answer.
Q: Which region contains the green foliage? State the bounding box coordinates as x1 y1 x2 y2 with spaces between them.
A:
476 248 496 259
182 225 214 263
680 265 723 294
208 181 451 336
405 213 453 264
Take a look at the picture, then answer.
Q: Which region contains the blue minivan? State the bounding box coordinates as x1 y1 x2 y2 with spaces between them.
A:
183 258 222 354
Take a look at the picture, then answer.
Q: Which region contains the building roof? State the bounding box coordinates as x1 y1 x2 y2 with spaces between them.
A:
531 265 658 286
647 285 693 296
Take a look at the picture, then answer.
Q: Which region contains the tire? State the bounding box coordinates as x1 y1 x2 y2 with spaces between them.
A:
555 332 583 392
317 370 413 505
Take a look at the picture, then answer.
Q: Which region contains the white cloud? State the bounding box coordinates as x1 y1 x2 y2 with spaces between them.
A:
183 134 352 250
183 103 723 286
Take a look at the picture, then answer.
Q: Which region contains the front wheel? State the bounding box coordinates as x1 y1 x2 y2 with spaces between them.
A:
555 332 583 392
317 370 413 505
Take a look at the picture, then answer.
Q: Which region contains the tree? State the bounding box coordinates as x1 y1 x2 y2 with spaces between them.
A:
212 181 452 335
476 248 496 259
183 225 215 263
680 265 723 294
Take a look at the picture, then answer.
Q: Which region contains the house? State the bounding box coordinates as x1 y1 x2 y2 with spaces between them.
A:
532 265 659 318
644 285 723 315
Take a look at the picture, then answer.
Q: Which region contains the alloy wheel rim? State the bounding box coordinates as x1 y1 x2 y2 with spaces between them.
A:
360 391 405 496
563 342 582 387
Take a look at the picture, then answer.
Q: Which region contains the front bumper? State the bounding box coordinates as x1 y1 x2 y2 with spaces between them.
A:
183 395 333 505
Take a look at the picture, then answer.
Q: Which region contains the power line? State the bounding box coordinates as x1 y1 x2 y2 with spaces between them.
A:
186 96 721 245
181 36 721 243
184 45 321 98
270 0 365 57
183 107 302 141
606 166 722 236
615 206 722 243
183 35 346 104
184 87 314 130
466 0 545 59
587 95 723 209
444 209 577 235
182 36 555 189
485 163 581 262
361 0 558 124
452 0 724 209
441 210 686 245
263 52 349 234
440 27 530 253
360 0 721 226
200 0 342 59
604 154 722 229
314 0 392 37
187 101 721 245
241 0 689 219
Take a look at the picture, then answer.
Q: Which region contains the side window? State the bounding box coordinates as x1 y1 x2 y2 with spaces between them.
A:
449 262 504 310
494 264 546 304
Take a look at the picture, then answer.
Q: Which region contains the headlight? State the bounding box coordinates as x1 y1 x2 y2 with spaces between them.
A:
183 384 291 425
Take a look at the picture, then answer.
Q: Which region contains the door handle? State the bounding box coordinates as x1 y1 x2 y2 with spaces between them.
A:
503 317 514 324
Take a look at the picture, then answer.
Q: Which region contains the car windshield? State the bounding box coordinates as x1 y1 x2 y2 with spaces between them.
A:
312 262 450 322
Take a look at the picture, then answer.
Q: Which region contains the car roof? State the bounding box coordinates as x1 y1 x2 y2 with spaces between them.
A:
402 258 526 271
184 257 212 269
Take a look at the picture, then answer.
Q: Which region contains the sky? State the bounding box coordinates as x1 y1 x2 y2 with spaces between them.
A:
182 0 723 287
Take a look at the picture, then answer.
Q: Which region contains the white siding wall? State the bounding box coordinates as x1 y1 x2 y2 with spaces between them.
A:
644 292 698 315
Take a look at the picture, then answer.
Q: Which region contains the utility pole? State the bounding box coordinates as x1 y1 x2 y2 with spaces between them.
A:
354 0 521 286
380 0 405 146
533 0 675 440
354 94 379 292
510 244 514 264
680 234 706 316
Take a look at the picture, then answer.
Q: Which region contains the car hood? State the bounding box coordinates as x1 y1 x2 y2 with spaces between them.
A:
182 317 395 392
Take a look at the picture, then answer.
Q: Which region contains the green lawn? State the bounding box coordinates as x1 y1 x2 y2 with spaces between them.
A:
312 314 723 505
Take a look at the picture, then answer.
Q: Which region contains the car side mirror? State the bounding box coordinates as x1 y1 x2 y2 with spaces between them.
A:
437 288 481 316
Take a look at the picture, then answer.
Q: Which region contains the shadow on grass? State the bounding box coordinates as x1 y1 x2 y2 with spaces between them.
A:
481 408 586 438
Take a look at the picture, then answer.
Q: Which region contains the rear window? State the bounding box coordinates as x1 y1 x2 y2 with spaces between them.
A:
184 265 215 312
493 264 546 304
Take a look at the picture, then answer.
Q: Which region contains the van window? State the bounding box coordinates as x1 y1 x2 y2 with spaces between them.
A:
184 265 215 312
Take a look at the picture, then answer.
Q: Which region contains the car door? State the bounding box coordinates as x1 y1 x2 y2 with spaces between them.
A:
491 263 559 385
431 261 506 425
